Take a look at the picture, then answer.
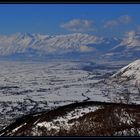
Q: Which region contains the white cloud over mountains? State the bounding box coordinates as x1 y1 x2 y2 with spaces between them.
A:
120 30 140 47
60 15 132 35
118 15 132 24
60 19 95 32
104 15 132 28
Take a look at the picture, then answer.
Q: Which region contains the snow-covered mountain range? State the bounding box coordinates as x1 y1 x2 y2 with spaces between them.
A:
0 32 139 61
104 31 140 60
0 33 104 56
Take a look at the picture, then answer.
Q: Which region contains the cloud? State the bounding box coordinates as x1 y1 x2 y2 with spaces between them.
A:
118 15 132 24
104 20 119 28
122 30 136 44
104 15 132 28
60 19 95 32
125 30 136 38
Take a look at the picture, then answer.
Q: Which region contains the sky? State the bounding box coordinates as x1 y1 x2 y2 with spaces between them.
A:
0 4 140 37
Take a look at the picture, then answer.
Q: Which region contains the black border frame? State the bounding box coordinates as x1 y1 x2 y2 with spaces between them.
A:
0 1 140 139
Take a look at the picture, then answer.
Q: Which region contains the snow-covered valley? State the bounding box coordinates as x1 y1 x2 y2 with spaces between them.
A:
0 59 140 135
0 60 120 130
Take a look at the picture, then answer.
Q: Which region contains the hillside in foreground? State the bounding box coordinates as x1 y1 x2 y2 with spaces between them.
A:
0 101 140 136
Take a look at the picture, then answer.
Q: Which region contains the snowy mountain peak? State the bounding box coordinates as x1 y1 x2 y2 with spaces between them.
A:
114 31 140 48
104 31 140 60
112 59 140 85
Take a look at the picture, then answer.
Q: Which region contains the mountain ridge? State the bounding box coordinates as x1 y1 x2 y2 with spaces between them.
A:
0 33 120 60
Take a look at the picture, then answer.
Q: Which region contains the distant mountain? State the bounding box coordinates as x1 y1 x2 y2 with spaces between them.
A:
0 32 140 61
104 31 140 61
0 33 121 60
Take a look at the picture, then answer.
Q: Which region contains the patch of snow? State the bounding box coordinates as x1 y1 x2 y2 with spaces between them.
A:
12 123 27 133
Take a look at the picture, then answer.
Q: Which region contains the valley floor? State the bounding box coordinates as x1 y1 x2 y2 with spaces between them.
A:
0 60 139 133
